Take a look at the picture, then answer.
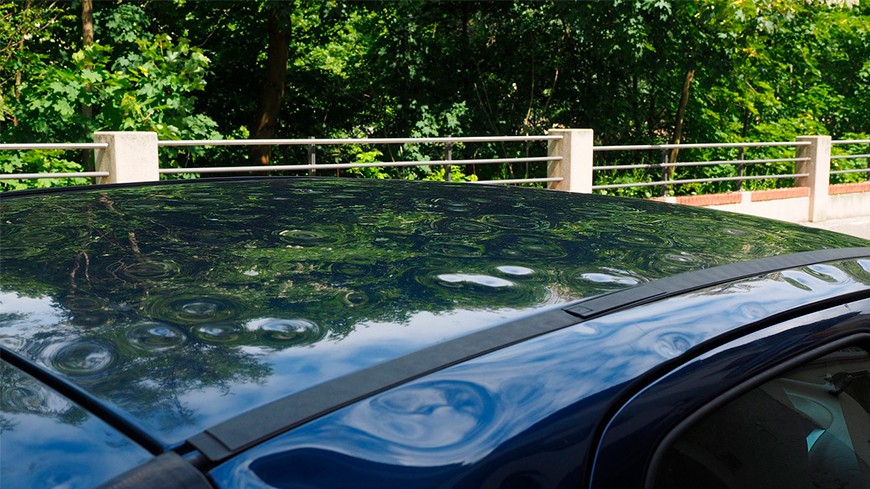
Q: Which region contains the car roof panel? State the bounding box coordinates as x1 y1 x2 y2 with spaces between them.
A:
1 178 867 448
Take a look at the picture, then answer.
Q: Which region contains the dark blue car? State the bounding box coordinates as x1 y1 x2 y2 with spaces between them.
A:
2 178 869 489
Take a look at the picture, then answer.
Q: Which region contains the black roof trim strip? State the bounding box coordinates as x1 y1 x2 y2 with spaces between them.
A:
95 452 214 489
188 246 870 464
565 247 870 319
0 176 317 199
0 175 464 199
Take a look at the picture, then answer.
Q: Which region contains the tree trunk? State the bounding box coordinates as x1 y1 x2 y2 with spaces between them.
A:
11 0 34 127
249 8 291 166
460 2 471 102
81 0 93 57
631 74 641 138
668 65 695 165
12 70 21 127
81 0 94 171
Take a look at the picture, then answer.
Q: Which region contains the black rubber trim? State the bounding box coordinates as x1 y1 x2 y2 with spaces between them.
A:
0 175 466 199
565 247 870 320
95 452 214 489
0 176 317 199
189 247 870 464
0 346 164 455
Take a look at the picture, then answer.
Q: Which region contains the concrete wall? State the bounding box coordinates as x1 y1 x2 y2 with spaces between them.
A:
828 183 870 220
657 184 869 223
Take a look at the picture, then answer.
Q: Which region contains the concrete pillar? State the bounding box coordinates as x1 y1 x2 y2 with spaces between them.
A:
795 135 831 222
93 131 159 184
547 129 594 193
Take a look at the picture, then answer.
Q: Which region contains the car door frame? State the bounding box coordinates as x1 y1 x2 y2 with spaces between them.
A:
587 296 870 489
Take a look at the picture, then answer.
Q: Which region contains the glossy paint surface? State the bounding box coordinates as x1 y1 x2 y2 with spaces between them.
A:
0 360 153 489
1 179 867 450
210 259 870 489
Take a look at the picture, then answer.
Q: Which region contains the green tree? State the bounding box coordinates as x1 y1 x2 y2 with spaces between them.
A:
1 2 220 190
2 1 867 191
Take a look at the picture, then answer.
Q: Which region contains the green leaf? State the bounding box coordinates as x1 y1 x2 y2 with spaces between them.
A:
82 70 103 83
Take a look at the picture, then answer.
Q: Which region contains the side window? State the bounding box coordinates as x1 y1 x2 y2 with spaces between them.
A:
654 347 870 489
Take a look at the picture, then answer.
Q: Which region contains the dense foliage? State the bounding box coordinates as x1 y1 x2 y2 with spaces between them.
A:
1 0 868 192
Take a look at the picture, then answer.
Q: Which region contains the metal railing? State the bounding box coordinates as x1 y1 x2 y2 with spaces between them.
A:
0 143 108 150
4 131 868 225
591 141 811 193
830 139 870 178
157 135 562 186
2 133 868 192
0 142 111 181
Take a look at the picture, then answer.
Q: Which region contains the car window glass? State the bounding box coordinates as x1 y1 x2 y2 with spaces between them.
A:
654 347 870 489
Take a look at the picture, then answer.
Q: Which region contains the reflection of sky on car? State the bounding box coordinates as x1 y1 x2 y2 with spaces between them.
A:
210 260 870 489
182 304 573 428
0 363 153 489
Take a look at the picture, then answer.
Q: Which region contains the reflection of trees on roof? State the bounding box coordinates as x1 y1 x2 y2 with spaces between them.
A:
3 180 867 330
0 362 87 430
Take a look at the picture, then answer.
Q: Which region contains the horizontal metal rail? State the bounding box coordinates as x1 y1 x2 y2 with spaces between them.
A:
831 168 870 175
593 157 809 171
831 154 870 160
158 135 561 147
0 171 109 180
159 156 559 174
0 143 108 150
594 141 810 152
832 140 870 145
468 177 563 185
593 173 809 190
